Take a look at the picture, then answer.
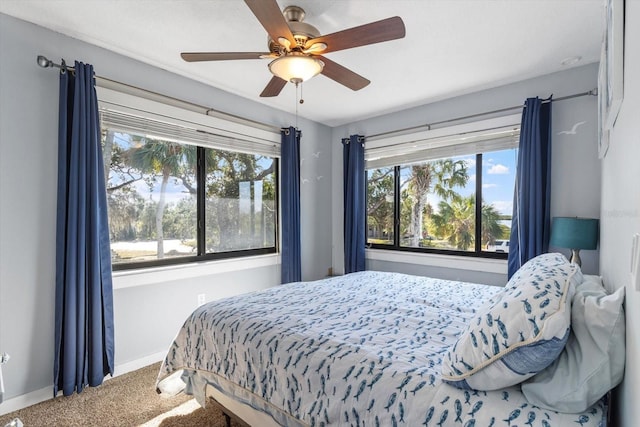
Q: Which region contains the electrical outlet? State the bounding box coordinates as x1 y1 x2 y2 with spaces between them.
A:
197 293 206 307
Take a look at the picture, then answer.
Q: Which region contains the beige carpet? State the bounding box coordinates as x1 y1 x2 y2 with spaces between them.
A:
152 399 246 427
141 398 246 427
0 363 242 427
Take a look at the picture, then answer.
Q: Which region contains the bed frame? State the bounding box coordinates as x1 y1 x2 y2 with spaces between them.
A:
207 368 615 427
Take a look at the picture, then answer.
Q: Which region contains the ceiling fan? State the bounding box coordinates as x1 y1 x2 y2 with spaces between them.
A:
180 0 406 97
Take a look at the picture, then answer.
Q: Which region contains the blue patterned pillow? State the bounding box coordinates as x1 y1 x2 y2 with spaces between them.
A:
441 253 582 390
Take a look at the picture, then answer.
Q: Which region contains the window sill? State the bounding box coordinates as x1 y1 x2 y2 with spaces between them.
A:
112 253 281 290
365 248 507 275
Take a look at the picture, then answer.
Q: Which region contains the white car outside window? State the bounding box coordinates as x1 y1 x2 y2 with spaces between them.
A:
488 239 510 253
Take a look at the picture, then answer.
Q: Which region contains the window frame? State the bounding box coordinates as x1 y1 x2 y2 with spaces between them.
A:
365 114 521 261
98 87 281 271
366 153 508 260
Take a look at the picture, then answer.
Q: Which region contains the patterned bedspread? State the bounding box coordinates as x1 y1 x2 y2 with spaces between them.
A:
156 271 606 427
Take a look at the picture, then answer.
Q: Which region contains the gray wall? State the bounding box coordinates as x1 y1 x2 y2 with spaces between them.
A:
331 63 602 283
0 13 332 405
367 259 505 287
1 7 624 421
599 2 640 426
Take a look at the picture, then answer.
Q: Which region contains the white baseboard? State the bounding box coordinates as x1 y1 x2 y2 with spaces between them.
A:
0 386 51 417
0 351 166 416
111 351 166 378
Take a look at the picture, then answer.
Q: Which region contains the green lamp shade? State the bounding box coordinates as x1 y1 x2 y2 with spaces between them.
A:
550 217 599 250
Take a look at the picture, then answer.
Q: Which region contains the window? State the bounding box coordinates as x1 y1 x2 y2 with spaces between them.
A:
366 167 395 245
98 88 280 270
365 116 519 258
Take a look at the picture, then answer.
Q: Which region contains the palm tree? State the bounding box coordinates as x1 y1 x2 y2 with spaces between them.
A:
430 195 505 250
402 158 468 247
431 195 475 250
126 137 196 258
481 203 505 248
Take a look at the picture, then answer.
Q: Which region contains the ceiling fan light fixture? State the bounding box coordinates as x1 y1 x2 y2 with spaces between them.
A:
268 54 324 83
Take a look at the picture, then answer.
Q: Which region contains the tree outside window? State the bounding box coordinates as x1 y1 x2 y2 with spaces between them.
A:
102 129 277 269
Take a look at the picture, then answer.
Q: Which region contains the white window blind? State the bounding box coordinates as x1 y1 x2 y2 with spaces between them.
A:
97 87 281 158
365 114 521 169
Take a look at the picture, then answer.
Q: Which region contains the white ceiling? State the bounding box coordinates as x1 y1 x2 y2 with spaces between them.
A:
0 0 604 127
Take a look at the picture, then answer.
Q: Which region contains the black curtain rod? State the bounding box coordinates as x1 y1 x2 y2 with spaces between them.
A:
366 88 597 140
37 55 75 73
38 55 597 139
36 55 280 133
342 136 365 144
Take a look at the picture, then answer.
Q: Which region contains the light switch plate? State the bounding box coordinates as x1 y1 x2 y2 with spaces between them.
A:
197 293 206 307
632 234 640 291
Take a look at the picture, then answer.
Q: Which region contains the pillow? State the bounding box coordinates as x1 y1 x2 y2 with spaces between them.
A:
521 277 626 412
504 252 573 290
441 253 581 390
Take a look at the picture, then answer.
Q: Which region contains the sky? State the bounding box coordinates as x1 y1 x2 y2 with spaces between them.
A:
417 148 518 217
480 148 518 216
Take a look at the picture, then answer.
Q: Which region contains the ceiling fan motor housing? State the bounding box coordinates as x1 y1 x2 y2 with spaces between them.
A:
268 6 321 53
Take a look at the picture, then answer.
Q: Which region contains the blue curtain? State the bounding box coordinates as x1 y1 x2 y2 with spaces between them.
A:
508 97 552 278
280 126 301 284
54 61 115 396
343 135 366 274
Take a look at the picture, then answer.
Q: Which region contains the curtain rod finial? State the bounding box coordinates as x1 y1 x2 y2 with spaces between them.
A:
37 55 51 68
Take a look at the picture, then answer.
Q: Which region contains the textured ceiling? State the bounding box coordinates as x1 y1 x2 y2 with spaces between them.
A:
0 0 604 126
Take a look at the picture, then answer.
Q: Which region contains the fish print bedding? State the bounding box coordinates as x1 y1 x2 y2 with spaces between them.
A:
156 271 606 427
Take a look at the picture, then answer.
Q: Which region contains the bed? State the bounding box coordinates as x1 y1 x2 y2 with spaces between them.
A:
156 253 625 427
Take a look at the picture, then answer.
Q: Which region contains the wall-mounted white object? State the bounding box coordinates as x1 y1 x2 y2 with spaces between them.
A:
631 234 640 291
0 352 9 404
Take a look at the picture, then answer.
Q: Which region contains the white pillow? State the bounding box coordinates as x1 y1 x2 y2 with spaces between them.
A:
521 277 626 412
442 253 580 390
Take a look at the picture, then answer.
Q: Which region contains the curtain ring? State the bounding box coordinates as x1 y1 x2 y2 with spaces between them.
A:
60 59 67 75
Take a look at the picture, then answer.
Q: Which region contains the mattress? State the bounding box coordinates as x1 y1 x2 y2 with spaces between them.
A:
156 270 606 426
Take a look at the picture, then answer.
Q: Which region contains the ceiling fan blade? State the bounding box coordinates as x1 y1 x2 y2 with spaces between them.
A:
244 0 296 48
260 76 287 97
317 56 370 91
181 52 272 62
305 16 405 54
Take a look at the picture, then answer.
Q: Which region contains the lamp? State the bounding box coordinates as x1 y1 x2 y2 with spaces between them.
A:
268 53 324 84
549 217 599 266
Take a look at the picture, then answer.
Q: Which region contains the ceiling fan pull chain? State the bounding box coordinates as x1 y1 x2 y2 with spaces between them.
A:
295 81 299 129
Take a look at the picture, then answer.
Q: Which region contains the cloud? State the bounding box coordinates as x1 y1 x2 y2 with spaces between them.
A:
487 164 509 175
491 200 513 215
483 183 498 188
